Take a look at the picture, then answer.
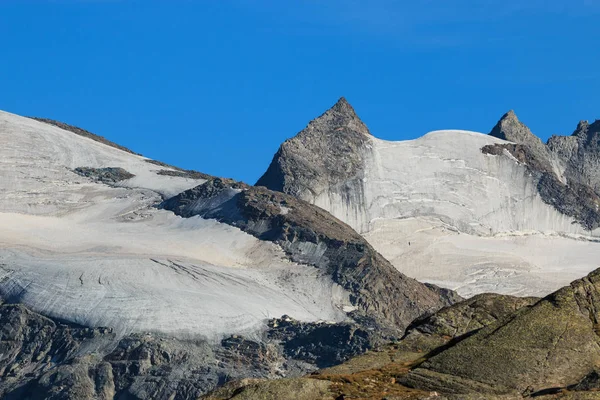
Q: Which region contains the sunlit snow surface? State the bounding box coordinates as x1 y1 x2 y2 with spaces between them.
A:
0 111 348 339
311 130 600 298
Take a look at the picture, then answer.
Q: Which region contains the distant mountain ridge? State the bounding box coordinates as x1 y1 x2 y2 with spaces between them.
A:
256 98 600 298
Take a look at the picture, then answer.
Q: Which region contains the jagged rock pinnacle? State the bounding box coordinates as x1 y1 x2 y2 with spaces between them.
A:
489 110 528 141
256 98 371 196
330 96 354 113
303 97 369 138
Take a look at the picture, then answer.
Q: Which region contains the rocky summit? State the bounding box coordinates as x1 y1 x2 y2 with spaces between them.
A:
3 98 600 399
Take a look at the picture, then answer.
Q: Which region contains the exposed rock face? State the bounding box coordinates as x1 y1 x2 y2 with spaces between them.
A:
73 167 135 185
204 293 540 400
402 268 600 396
267 316 377 369
257 97 370 196
155 168 212 180
5 303 397 399
161 178 460 334
489 110 551 163
548 120 600 193
484 112 600 231
482 143 600 231
0 303 284 399
256 97 372 232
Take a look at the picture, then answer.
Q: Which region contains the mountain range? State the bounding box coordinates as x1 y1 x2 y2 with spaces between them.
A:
1 99 600 399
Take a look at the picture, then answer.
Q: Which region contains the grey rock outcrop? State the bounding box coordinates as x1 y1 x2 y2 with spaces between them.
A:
73 167 135 185
548 119 600 193
256 97 371 223
489 110 551 163
4 302 401 399
0 303 283 399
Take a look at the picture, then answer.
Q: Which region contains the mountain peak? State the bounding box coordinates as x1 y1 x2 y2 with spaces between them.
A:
255 97 372 200
329 96 354 113
490 110 537 143
489 110 550 162
304 97 370 138
490 110 529 131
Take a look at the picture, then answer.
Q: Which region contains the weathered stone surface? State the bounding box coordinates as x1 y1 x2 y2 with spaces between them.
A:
267 316 377 369
0 304 298 399
73 167 135 185
548 119 600 193
489 110 551 163
155 168 212 180
203 377 333 400
256 97 370 209
161 178 460 335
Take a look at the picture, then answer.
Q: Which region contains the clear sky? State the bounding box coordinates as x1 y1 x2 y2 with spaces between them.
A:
1 1 599 183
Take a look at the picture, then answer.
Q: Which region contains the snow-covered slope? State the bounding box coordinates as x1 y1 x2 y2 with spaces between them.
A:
257 99 600 297
0 110 350 339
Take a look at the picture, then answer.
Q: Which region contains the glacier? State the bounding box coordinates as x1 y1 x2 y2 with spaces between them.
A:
0 110 350 339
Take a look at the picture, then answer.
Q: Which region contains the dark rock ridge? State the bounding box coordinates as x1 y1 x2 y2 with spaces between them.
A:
485 111 600 231
146 158 213 180
161 177 461 334
256 97 371 224
29 117 141 156
73 167 135 185
398 293 539 357
482 143 600 231
267 315 377 369
155 168 212 180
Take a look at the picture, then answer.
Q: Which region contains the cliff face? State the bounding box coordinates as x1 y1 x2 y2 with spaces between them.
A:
548 120 600 192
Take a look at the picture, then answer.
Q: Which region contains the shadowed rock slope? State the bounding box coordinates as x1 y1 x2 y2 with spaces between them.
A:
161 177 460 334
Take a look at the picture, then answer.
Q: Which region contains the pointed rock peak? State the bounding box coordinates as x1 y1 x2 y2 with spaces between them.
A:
501 109 518 120
489 109 535 142
305 97 371 138
330 96 354 113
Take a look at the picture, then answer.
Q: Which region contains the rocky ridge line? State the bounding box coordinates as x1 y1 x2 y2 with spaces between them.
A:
160 177 461 335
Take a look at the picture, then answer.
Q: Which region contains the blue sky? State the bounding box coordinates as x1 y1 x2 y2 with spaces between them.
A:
1 1 599 183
